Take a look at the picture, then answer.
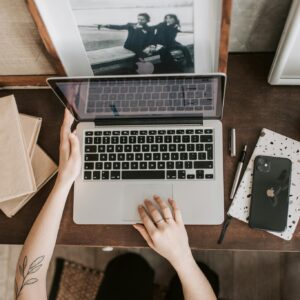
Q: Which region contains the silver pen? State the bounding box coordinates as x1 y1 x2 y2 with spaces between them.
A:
229 145 247 200
218 145 248 244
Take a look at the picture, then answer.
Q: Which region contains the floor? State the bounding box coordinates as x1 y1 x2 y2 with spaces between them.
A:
1 245 300 300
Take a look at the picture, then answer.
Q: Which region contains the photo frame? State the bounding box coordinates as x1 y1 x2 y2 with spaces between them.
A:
269 0 300 85
0 0 232 86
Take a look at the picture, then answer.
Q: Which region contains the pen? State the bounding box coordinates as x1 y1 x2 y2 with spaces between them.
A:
217 145 247 244
230 145 247 200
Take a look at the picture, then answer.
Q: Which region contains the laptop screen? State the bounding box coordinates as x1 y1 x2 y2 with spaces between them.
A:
47 75 225 121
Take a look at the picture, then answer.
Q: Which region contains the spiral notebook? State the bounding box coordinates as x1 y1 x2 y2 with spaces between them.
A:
228 128 300 240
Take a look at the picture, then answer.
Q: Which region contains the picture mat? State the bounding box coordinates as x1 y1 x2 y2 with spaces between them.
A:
34 0 222 76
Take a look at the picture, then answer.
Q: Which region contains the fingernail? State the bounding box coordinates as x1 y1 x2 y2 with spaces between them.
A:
153 194 158 198
138 205 143 209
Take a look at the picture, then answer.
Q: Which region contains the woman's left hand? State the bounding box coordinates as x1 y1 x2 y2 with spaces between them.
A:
57 109 81 186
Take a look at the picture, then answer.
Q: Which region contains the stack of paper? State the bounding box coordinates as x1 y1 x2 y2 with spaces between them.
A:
0 95 58 217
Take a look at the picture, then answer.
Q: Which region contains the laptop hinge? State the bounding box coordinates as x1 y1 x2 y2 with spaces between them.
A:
94 117 203 126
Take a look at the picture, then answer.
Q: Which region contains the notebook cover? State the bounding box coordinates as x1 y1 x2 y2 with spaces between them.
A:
228 128 300 240
0 95 36 202
0 145 58 217
19 113 42 158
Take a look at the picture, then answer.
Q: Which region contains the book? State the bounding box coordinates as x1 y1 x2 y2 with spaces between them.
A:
0 145 57 217
0 113 58 217
19 113 42 158
0 95 36 202
228 128 300 240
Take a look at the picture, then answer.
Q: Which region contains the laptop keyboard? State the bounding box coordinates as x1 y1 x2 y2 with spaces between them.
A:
83 128 214 181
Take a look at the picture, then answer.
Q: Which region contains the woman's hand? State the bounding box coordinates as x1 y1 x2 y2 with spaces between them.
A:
57 109 81 186
133 195 193 270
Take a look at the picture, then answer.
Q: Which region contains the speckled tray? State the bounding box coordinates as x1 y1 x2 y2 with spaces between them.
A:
228 128 300 240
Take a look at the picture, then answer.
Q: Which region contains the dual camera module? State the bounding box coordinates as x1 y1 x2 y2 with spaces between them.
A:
256 156 271 173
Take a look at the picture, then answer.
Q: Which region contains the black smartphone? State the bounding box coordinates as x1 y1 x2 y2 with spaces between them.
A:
249 155 292 232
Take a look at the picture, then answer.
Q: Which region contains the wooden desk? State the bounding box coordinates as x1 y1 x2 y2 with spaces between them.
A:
1 53 300 250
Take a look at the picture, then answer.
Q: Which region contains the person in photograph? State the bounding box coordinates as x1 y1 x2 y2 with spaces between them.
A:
97 13 153 59
151 14 194 72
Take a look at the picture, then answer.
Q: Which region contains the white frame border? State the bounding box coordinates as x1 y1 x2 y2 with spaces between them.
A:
268 0 300 85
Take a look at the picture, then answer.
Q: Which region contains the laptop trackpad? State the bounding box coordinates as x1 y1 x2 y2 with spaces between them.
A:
121 183 173 222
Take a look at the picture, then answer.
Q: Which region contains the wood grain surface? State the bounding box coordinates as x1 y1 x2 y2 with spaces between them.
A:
0 53 300 250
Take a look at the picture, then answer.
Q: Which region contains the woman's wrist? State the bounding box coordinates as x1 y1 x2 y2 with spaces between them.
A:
170 249 195 274
55 174 74 191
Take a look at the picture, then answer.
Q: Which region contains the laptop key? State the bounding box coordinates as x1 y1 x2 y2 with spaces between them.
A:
122 171 165 180
84 171 92 180
84 163 94 170
167 162 174 169
153 153 161 160
85 131 93 136
176 161 183 169
104 162 112 170
85 137 93 144
93 171 101 180
194 161 213 169
167 171 176 179
100 154 107 161
122 162 130 169
187 174 195 179
96 162 103 170
198 152 206 160
98 145 105 152
133 145 141 152
131 162 139 169
205 144 213 160
178 144 185 151
111 171 121 180
178 170 186 179
200 135 213 143
149 162 156 169
196 170 204 179
204 129 213 134
102 171 109 180
140 162 147 169
113 162 121 169
116 145 123 152
107 145 114 152
85 145 97 153
160 144 167 152
135 153 143 160
205 174 214 179
196 144 204 151
185 161 193 169
85 154 98 161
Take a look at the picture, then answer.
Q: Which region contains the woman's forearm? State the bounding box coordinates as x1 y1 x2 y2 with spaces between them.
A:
173 253 217 300
15 178 71 300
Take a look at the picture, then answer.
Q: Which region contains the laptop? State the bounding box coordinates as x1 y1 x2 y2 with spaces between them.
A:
47 74 226 224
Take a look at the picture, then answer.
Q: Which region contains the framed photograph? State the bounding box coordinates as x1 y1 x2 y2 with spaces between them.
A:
269 0 300 85
33 0 223 77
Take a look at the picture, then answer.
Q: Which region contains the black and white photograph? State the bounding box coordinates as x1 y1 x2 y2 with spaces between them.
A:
70 0 195 75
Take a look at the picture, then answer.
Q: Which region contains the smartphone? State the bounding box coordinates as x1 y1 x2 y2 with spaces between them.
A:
249 155 292 232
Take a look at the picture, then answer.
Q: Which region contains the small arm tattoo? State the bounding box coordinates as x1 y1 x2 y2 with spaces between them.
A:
15 255 45 299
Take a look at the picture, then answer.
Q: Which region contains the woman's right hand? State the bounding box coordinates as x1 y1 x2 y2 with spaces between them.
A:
133 196 194 270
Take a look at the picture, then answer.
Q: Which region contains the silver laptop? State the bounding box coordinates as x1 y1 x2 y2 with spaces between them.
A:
47 74 225 224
